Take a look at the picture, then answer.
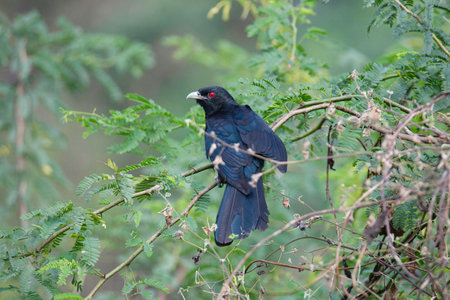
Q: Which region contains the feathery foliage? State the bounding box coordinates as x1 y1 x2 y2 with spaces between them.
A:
1 1 449 299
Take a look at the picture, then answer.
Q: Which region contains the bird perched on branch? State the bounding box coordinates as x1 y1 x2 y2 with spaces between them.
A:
186 86 287 246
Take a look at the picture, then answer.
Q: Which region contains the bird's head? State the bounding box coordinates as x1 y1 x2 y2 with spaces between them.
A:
186 86 236 115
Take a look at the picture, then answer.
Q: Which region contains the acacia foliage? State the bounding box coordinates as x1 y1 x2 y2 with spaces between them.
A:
1 1 449 299
0 11 153 225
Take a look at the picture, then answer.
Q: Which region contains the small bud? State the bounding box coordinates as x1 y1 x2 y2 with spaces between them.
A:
366 213 376 227
363 128 370 137
282 197 290 209
368 106 381 122
173 230 184 239
347 116 361 128
202 226 211 236
348 69 358 80
302 141 311 160
327 103 336 116
336 120 345 132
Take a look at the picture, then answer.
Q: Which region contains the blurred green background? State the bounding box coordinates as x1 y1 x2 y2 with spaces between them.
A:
0 0 393 190
0 1 395 298
1 0 393 189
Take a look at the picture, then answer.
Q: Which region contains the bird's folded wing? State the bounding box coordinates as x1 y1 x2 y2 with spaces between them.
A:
205 125 253 194
233 105 287 173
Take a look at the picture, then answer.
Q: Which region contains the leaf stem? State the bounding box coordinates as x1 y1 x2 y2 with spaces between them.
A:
393 0 449 56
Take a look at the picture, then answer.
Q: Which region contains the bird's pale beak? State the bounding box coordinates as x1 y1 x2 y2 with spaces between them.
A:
186 91 207 100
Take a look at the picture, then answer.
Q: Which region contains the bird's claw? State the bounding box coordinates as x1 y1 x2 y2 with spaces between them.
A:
215 175 224 188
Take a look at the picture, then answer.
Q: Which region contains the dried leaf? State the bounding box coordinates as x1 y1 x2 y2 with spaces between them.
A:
282 197 290 209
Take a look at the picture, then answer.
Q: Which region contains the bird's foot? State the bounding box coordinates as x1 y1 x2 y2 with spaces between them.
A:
215 175 224 188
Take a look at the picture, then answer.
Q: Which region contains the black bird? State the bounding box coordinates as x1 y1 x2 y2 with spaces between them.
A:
187 86 287 246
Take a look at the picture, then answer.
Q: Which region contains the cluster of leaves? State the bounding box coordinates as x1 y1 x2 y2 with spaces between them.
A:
0 10 154 299
62 93 185 155
1 1 449 299
0 11 153 221
0 201 102 299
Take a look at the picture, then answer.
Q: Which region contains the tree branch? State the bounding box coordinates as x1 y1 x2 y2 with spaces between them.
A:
85 181 217 300
21 185 162 258
393 0 449 56
291 116 327 142
181 163 214 177
215 197 404 299
269 92 450 144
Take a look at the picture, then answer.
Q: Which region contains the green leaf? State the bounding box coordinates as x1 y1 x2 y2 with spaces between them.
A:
79 237 101 266
185 216 198 232
143 242 153 258
90 68 122 101
141 278 169 294
125 93 151 105
106 158 118 172
76 174 110 196
122 280 138 295
118 157 159 173
392 201 420 231
134 210 142 227
54 293 83 300
108 129 146 154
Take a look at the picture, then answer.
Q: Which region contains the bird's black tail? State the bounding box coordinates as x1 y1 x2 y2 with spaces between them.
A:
214 178 269 246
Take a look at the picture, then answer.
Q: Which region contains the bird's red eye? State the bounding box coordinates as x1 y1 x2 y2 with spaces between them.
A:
209 92 215 98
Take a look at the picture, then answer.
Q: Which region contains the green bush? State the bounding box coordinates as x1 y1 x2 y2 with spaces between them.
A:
1 1 448 299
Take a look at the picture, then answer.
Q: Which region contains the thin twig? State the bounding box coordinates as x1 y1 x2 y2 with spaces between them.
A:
215 197 403 299
326 125 340 299
21 185 162 258
181 163 214 177
291 116 327 142
85 182 217 300
393 0 449 56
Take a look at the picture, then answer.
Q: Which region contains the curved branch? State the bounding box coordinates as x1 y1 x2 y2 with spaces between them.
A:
271 91 450 145
21 185 162 258
270 94 360 131
291 116 327 142
272 103 332 131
